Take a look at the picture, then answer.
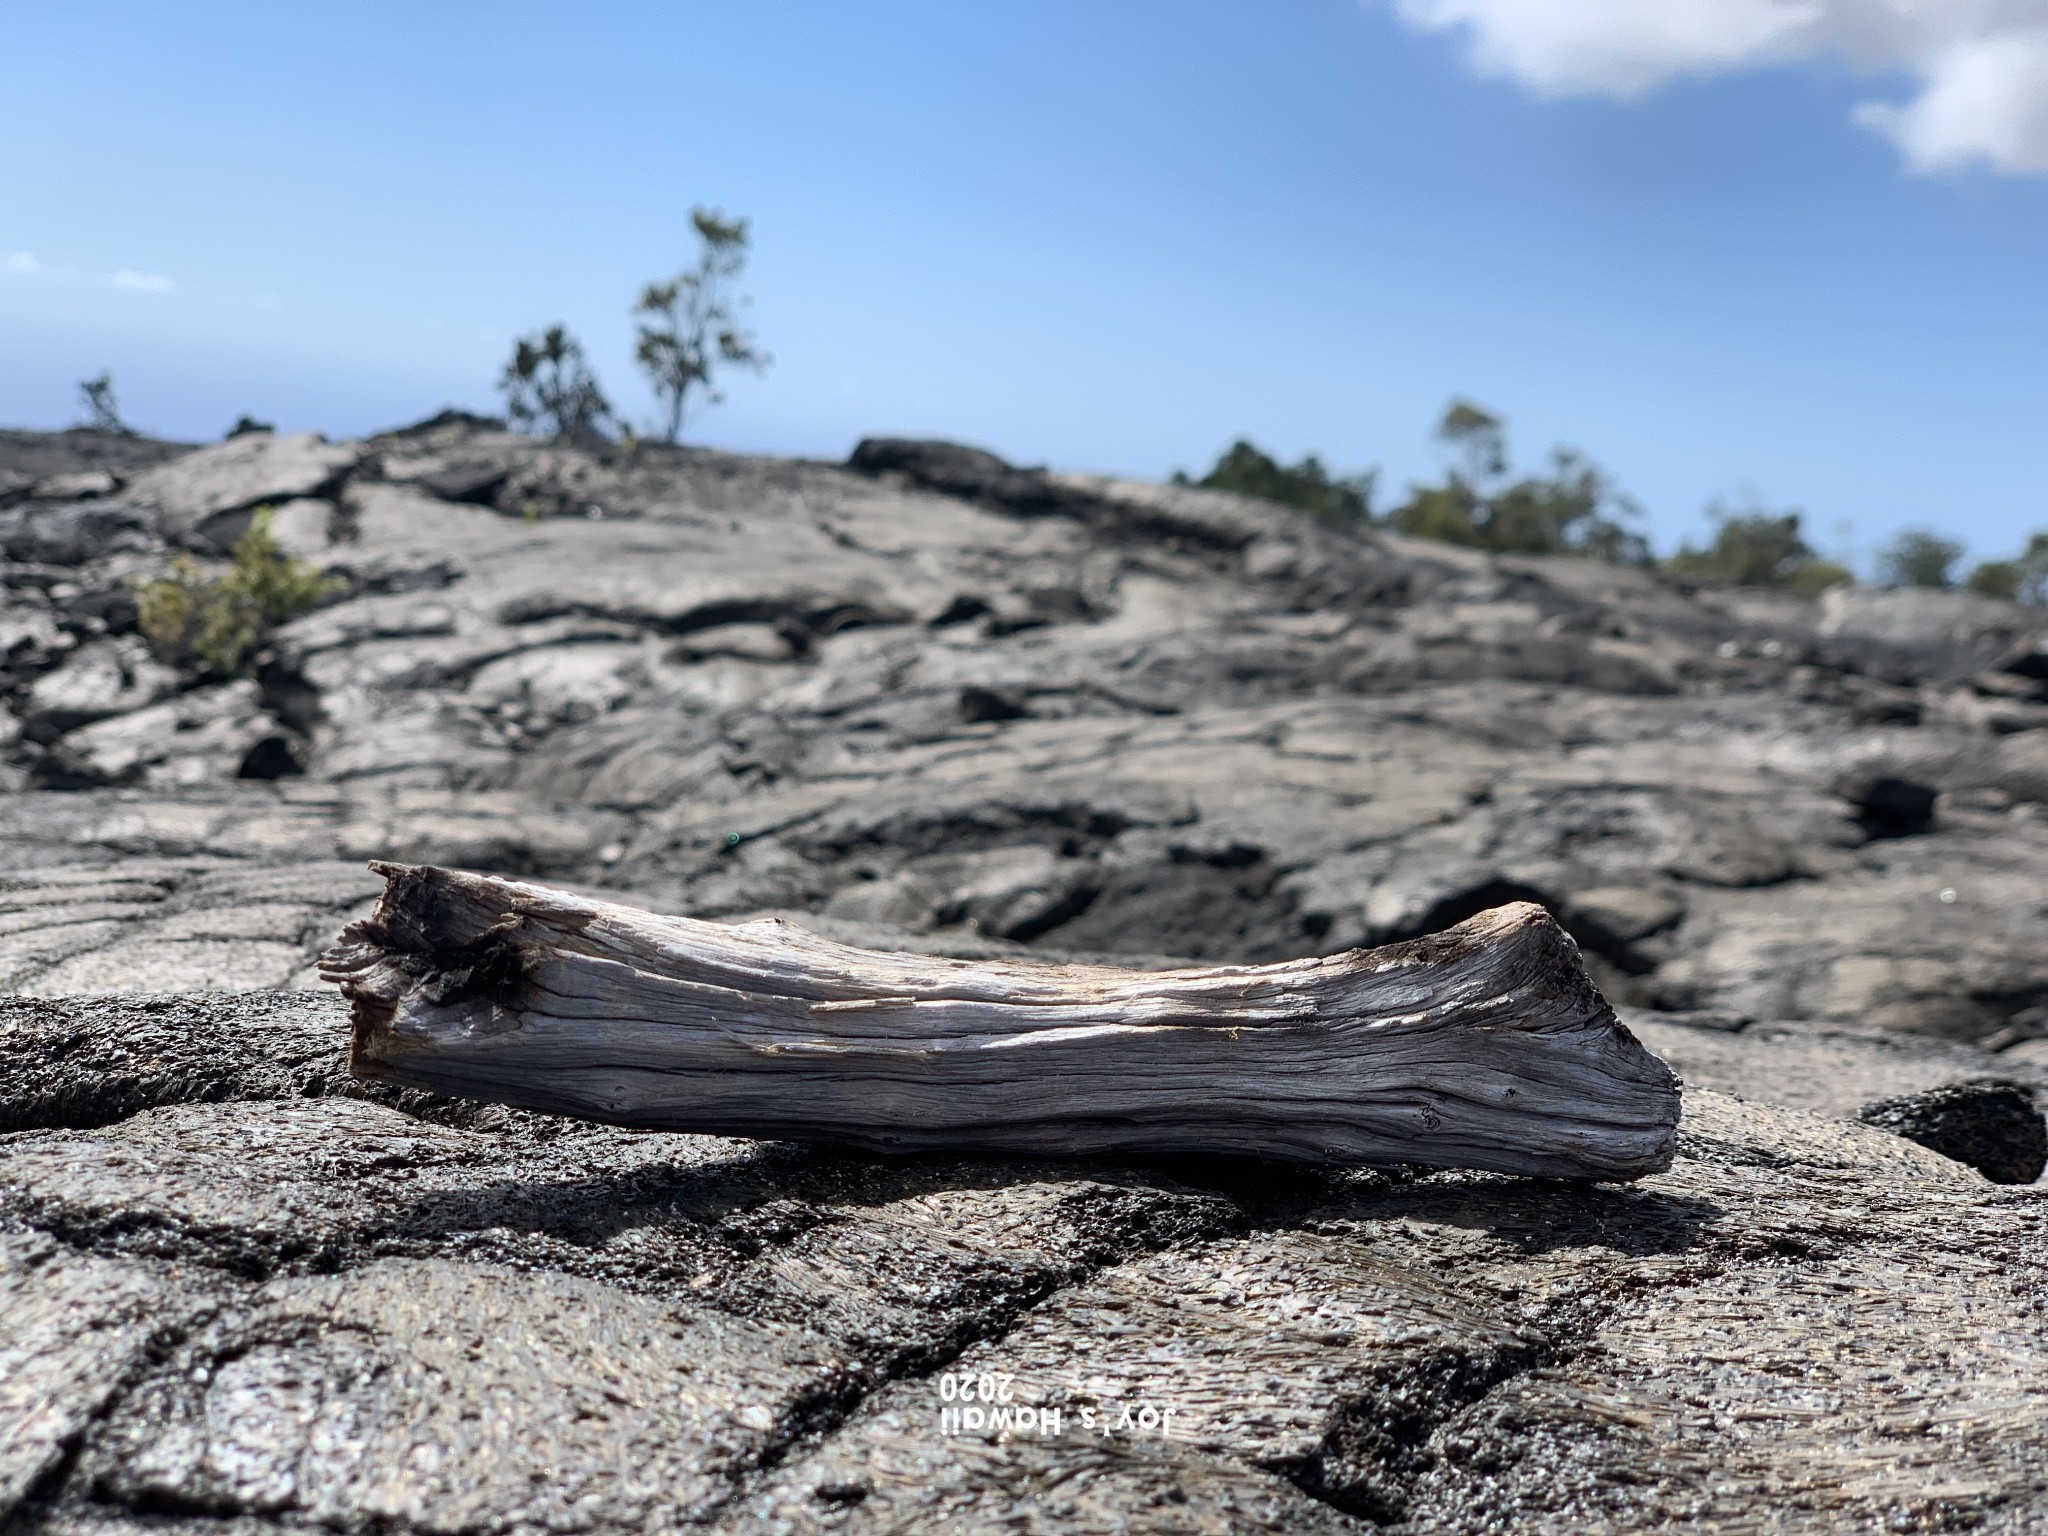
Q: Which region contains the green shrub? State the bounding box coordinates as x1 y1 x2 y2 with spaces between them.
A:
1967 561 2018 600
1965 533 2048 605
134 506 344 675
1667 504 1847 591
499 324 614 444
1876 527 1963 589
1785 558 1854 595
1180 439 1376 531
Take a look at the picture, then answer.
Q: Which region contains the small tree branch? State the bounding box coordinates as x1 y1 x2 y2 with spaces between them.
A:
322 864 1681 1181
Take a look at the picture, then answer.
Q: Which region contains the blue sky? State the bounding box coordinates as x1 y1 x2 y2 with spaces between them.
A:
3 1 2044 568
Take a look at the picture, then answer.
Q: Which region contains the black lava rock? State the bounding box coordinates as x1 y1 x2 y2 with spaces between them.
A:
1840 774 1939 838
1857 1079 2047 1184
848 437 1083 519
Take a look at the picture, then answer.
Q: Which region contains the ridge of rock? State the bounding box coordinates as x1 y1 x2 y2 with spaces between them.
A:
2 421 2044 1046
5 419 2048 1530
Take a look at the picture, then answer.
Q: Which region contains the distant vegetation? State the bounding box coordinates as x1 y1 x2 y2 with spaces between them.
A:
1178 440 1375 531
1182 401 1650 565
1386 401 1650 565
1188 400 2045 603
1876 528 1963 590
133 507 344 676
1667 505 1850 594
77 372 132 435
1867 525 2048 604
1966 534 2048 604
498 205 769 447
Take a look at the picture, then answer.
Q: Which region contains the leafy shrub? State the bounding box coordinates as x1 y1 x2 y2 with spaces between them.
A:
1969 561 2018 599
1667 504 1850 592
1965 532 2048 604
1181 439 1375 531
1388 402 1649 564
133 507 344 676
1876 527 1964 589
499 325 614 444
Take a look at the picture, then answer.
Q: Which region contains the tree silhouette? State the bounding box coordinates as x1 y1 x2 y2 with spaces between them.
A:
1388 400 1649 564
1877 528 1963 589
1965 533 2048 604
1667 503 1848 592
78 371 132 435
498 325 614 445
634 208 769 444
1187 439 1375 531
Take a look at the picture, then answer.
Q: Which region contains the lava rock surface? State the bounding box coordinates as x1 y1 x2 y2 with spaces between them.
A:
4 420 2048 1531
2 421 2046 1047
3 992 2047 1533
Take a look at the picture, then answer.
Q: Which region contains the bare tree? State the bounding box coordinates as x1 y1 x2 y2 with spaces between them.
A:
498 325 614 445
78 371 132 435
634 207 769 443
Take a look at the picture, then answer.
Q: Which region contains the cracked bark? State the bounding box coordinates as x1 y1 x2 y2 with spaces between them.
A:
323 862 1680 1181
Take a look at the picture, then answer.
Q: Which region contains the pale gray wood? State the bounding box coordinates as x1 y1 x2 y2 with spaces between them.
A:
322 862 1681 1180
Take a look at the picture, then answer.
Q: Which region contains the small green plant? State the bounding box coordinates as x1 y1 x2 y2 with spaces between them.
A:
1179 439 1376 532
133 507 344 675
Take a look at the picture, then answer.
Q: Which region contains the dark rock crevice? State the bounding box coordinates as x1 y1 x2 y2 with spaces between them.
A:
1279 1335 1555 1524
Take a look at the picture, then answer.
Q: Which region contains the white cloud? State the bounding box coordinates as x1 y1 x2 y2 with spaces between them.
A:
2 254 181 291
1392 0 2048 175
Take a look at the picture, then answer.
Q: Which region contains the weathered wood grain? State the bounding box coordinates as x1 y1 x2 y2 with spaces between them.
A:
322 862 1681 1180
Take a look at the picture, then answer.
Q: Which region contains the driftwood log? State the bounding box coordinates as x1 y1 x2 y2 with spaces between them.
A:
322 863 1682 1181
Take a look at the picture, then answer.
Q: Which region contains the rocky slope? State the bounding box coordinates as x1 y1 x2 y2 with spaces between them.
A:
5 417 2048 1043
3 419 2047 1532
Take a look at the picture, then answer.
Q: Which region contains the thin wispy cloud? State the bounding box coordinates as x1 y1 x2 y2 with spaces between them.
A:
2 253 179 293
1391 0 2048 175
